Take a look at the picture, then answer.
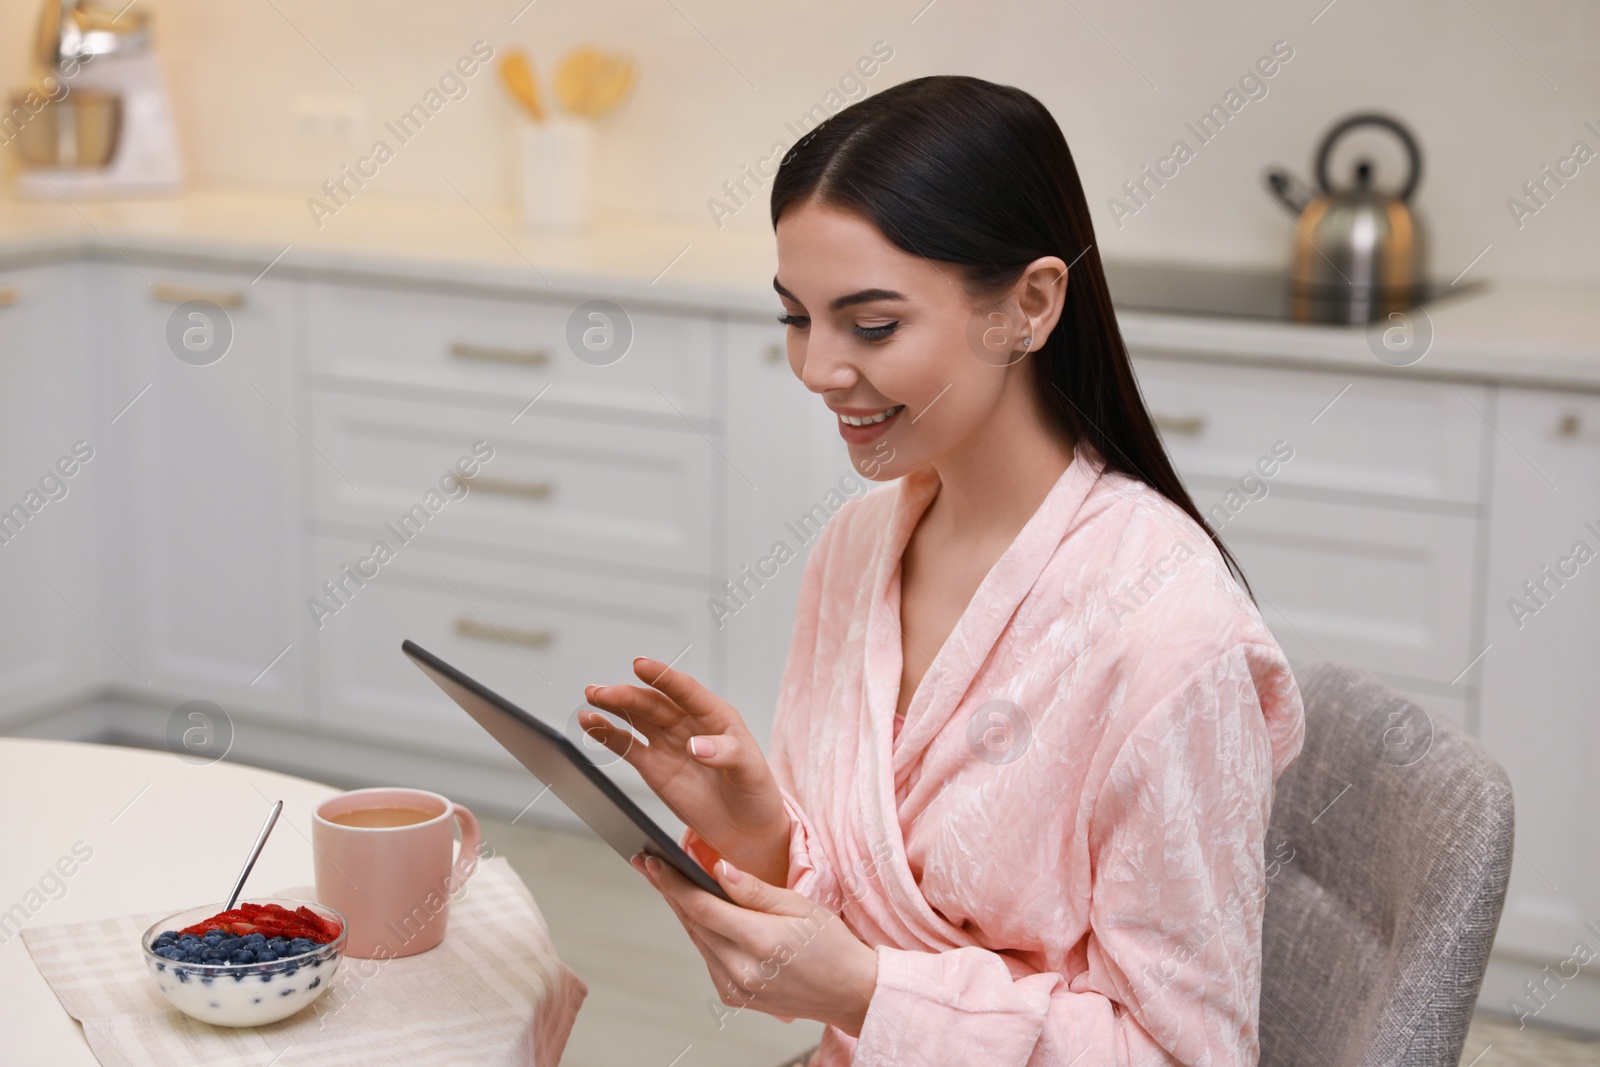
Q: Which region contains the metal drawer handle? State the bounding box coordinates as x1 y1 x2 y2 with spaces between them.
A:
464 474 555 501
1153 412 1207 436
455 617 555 649
1557 412 1582 437
449 342 551 367
0 286 17 307
150 282 246 308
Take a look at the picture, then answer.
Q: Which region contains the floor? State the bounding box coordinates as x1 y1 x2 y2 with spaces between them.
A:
480 815 1600 1067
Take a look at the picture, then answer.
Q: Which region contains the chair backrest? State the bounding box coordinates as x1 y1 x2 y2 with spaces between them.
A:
1259 661 1515 1067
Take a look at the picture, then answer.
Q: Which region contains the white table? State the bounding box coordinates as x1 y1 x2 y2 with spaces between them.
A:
0 738 343 1065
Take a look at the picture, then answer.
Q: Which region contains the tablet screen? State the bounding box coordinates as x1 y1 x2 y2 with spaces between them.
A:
401 639 733 903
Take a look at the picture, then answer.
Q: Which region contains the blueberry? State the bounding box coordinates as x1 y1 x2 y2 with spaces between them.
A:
260 973 273 984
176 969 190 984
232 971 247 982
255 950 278 963
204 927 223 938
242 933 265 945
230 949 255 964
280 987 295 997
288 939 312 954
283 963 298 977
204 948 228 962
221 938 242 953
308 977 321 989
160 930 179 940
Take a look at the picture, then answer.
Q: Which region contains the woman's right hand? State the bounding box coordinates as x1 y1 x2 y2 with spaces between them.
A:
581 657 791 886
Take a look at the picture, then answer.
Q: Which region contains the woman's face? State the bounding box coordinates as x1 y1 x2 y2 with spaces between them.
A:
773 198 1058 481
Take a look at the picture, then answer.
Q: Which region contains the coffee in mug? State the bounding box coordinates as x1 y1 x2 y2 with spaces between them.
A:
312 787 481 959
327 806 437 829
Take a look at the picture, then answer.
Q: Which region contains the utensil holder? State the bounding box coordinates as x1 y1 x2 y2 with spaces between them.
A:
517 116 592 232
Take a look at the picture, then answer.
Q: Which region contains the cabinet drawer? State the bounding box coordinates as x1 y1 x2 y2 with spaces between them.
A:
1131 356 1487 506
310 538 716 785
310 392 715 575
1216 495 1480 687
305 281 717 420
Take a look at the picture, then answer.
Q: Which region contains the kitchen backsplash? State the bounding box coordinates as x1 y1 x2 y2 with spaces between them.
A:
2 0 1596 287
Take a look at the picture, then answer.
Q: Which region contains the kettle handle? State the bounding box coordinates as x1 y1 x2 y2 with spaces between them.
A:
1314 113 1422 202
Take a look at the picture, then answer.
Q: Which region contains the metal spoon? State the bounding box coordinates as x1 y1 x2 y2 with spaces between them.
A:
225 800 283 910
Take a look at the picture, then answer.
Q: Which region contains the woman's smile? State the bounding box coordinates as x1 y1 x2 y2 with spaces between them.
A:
832 403 905 443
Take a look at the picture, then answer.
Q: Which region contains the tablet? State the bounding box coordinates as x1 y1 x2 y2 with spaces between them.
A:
400 639 733 904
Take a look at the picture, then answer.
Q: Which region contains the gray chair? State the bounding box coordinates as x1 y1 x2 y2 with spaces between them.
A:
1259 660 1514 1067
772 660 1515 1067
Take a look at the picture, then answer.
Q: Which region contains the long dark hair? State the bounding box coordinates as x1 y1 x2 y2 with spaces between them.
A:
769 74 1254 601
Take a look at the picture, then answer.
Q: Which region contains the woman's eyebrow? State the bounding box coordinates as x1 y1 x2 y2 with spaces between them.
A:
772 278 908 311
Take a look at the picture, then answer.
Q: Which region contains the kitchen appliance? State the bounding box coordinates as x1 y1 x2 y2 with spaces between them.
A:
1100 260 1476 327
14 0 182 197
1266 113 1425 324
9 87 119 168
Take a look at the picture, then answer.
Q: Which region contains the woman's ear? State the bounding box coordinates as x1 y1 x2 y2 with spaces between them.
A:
1015 256 1070 350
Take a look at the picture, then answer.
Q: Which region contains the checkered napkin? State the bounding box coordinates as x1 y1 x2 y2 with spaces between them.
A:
21 856 587 1066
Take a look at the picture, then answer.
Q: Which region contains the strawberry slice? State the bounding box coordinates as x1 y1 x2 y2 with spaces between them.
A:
294 906 342 940
176 902 337 942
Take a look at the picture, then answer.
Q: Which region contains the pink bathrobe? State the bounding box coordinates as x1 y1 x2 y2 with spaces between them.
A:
766 440 1305 1066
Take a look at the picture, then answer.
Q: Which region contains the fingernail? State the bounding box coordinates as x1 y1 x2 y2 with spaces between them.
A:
688 736 717 759
644 856 661 875
630 854 645 873
716 859 743 885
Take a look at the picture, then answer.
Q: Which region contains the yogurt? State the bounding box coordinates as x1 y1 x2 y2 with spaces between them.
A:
141 898 346 1028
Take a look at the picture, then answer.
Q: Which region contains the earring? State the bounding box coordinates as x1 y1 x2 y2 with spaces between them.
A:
1022 337 1033 349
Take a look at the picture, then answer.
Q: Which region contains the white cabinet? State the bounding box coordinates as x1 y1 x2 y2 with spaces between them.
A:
309 534 715 796
719 319 852 748
1131 355 1489 506
0 265 99 719
304 280 718 422
309 390 716 578
299 279 733 797
1479 388 1600 962
1204 495 1479 725
1134 355 1490 726
99 266 305 718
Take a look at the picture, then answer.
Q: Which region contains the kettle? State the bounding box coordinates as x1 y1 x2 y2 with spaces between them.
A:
1267 113 1425 325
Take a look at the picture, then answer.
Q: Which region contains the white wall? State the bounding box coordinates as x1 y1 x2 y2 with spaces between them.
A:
3 0 1597 286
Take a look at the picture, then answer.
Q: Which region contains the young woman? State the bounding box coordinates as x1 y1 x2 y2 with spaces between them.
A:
581 75 1305 1066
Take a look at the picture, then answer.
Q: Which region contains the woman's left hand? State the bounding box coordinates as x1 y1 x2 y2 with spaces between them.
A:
632 853 879 1037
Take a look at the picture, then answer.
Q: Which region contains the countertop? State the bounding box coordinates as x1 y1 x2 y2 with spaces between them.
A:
3 186 1599 392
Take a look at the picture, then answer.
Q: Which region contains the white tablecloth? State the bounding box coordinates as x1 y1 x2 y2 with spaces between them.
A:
0 737 581 1065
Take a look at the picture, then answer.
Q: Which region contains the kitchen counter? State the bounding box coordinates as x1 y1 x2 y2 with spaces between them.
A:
2 186 1599 392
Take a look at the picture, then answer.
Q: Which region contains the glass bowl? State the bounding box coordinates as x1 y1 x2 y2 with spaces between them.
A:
140 898 346 1027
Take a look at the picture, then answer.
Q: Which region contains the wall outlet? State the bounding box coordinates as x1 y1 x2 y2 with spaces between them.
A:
293 95 365 143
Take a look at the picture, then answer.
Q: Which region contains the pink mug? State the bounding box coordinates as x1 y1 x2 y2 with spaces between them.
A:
311 787 481 959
